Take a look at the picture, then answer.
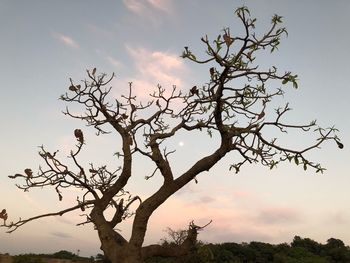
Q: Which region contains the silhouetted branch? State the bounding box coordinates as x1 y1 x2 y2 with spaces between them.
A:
4 201 95 233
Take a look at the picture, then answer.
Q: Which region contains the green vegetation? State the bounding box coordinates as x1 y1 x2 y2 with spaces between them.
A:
8 237 350 263
12 250 92 263
145 236 350 263
13 254 43 263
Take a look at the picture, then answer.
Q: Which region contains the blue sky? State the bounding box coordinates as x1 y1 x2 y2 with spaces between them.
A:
0 0 349 257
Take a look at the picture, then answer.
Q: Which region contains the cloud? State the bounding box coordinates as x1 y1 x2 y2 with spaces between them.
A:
147 0 172 12
51 231 72 238
54 33 79 49
144 188 306 245
122 0 173 26
123 46 187 98
198 205 302 244
106 56 123 68
196 195 216 204
257 206 302 224
326 211 349 225
123 0 145 14
123 0 172 14
204 224 275 244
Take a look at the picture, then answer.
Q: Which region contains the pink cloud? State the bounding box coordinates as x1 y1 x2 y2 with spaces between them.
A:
257 206 302 224
147 0 172 12
145 196 251 244
144 190 305 245
123 46 187 98
122 0 173 27
54 33 79 49
123 0 172 14
123 0 145 14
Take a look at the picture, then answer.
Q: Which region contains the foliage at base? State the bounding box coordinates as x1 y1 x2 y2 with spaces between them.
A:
145 236 350 263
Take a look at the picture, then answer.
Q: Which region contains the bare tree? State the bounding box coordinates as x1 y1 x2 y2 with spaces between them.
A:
1 7 342 263
160 220 212 247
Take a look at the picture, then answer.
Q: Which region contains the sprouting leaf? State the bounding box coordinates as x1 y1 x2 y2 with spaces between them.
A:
270 160 278 170
189 53 197 60
230 165 240 174
316 167 325 174
207 130 213 138
294 156 299 165
293 81 298 89
310 120 317 126
272 14 283 24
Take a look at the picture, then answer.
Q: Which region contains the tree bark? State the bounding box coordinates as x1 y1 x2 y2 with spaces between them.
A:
91 203 201 263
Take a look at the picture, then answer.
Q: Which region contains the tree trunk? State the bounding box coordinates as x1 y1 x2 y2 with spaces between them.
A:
90 206 139 263
101 236 198 263
92 222 144 262
104 222 199 263
104 244 142 263
93 214 199 263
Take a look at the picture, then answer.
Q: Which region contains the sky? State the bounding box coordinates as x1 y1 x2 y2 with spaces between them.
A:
0 0 350 258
